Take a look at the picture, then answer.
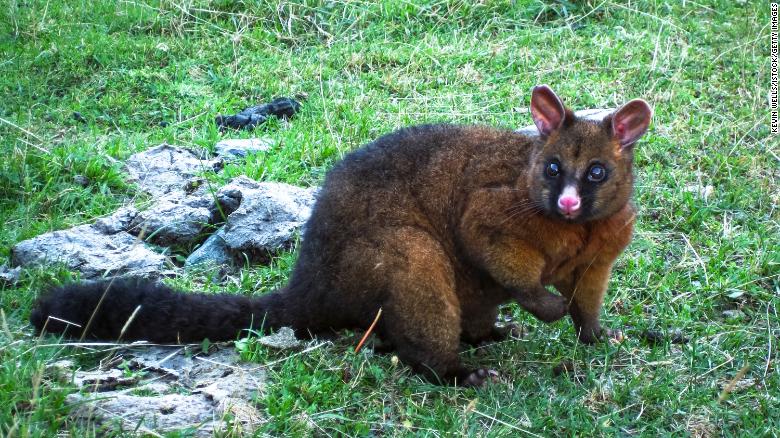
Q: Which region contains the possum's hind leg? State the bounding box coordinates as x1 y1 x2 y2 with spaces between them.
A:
460 302 502 346
459 282 513 346
375 227 497 387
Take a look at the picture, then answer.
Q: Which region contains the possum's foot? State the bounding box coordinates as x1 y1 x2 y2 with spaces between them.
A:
578 325 625 344
492 322 524 340
603 328 625 344
460 368 500 387
473 324 524 356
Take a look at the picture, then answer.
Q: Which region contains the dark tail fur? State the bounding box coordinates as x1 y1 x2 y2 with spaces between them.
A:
30 278 289 342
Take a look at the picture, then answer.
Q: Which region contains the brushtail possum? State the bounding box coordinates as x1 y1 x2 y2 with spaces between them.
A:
31 85 652 386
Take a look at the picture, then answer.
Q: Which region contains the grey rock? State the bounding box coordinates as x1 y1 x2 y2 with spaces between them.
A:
13 139 319 278
0 264 21 286
214 186 243 217
125 144 219 197
11 224 167 279
215 138 273 159
128 188 215 246
134 381 173 395
516 108 614 136
45 359 76 383
122 145 258 246
68 392 220 437
12 172 317 277
185 230 232 269
93 206 140 234
72 368 139 391
257 327 301 350
65 345 266 437
220 176 316 261
124 346 265 394
185 176 317 268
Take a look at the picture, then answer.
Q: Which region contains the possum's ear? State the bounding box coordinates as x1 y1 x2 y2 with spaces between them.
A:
612 99 653 149
530 84 566 137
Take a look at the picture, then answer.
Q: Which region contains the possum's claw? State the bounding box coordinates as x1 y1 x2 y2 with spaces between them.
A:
461 368 500 387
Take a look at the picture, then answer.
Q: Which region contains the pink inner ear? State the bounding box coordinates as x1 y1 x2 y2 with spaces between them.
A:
531 85 565 137
614 122 627 138
612 99 653 148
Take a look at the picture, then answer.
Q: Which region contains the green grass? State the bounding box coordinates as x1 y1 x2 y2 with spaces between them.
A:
1 0 777 436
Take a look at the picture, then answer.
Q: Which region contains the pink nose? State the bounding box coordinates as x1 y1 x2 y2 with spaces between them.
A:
557 195 581 214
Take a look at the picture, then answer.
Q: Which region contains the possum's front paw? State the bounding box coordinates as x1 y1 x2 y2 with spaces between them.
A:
575 324 623 345
525 293 568 323
536 293 569 322
460 368 500 388
513 288 569 323
575 322 601 344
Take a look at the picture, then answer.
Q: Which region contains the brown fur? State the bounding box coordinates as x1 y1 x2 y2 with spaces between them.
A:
32 86 651 386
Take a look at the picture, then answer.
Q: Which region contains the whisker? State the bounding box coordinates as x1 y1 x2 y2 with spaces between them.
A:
484 187 526 192
504 202 539 214
500 200 545 225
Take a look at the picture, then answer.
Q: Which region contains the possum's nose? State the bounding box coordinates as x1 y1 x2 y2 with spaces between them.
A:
557 185 581 216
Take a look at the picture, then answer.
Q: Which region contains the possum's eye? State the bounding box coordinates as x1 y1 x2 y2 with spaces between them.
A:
546 161 560 178
587 164 606 182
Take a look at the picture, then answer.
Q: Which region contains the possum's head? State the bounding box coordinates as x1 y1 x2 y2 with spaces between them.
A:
525 85 652 222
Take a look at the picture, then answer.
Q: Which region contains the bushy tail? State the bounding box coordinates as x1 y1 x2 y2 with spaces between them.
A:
30 278 288 342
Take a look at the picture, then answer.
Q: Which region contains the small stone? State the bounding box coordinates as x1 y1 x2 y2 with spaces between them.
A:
72 112 87 124
185 230 233 269
0 264 21 286
45 359 75 383
722 310 745 320
215 138 273 159
552 360 575 377
683 183 715 200
13 169 319 278
257 327 301 350
606 328 625 344
73 175 90 187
